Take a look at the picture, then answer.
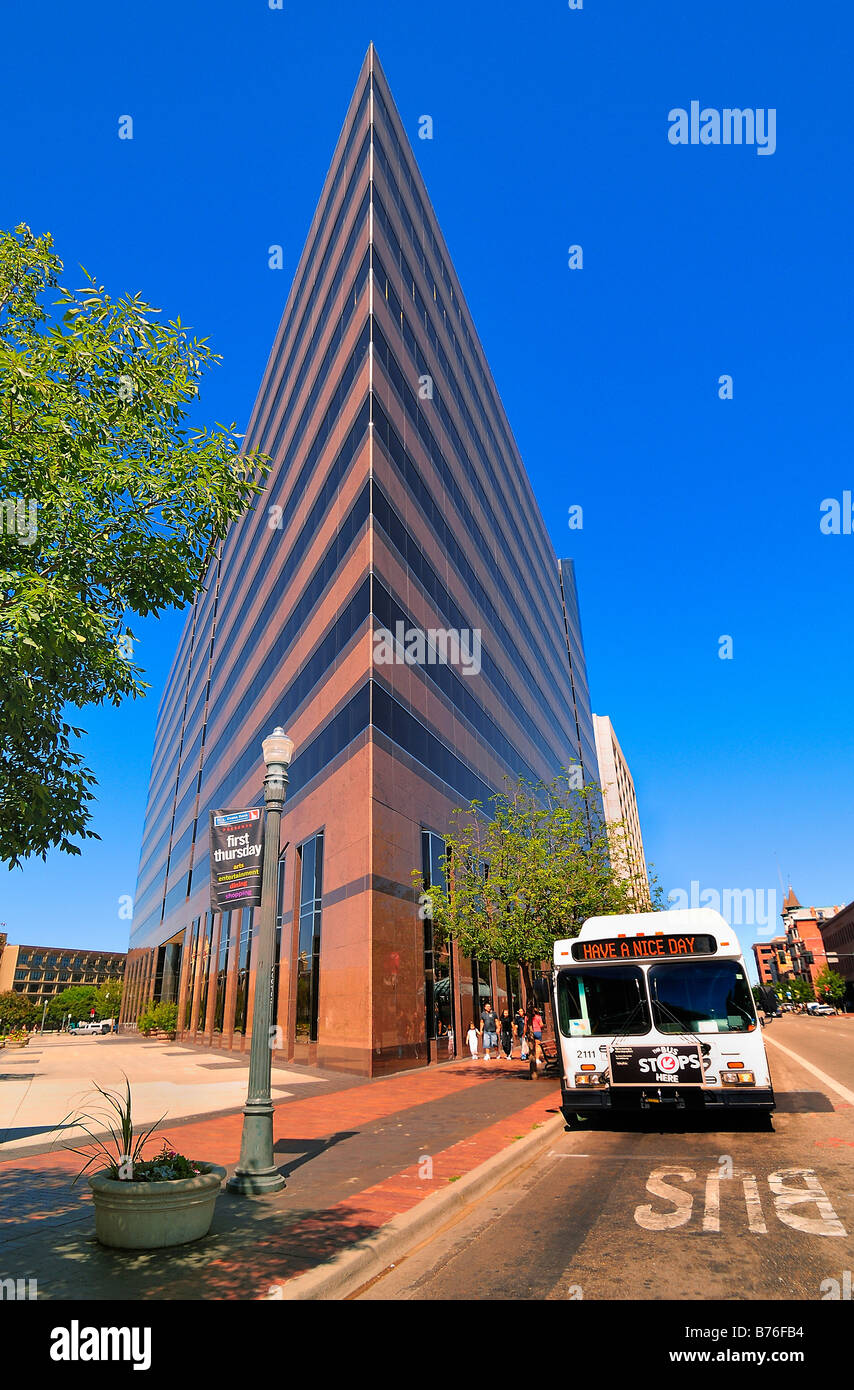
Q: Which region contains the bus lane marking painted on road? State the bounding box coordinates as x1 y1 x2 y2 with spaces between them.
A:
634 1168 695 1230
763 1033 854 1107
702 1167 768 1234
633 1166 847 1236
768 1168 847 1237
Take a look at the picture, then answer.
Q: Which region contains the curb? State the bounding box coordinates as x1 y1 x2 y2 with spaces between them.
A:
271 1109 566 1301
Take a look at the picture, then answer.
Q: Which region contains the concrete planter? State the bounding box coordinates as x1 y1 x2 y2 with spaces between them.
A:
88 1164 226 1250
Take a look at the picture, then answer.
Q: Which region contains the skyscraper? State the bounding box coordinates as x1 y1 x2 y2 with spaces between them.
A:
592 713 650 903
121 45 598 1076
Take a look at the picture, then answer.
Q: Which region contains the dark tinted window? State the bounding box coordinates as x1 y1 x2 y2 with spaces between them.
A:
557 966 650 1037
649 961 757 1035
296 832 324 1042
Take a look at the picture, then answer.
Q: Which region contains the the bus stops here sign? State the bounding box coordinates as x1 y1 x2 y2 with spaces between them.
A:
209 808 264 913
609 1043 704 1085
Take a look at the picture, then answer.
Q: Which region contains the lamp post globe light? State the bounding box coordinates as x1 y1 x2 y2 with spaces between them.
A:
227 727 294 1196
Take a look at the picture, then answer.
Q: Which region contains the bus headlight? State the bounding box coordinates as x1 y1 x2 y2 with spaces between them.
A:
573 1072 607 1087
720 1070 756 1086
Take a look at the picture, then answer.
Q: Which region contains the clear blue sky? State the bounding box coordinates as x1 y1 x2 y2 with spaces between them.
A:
2 1 851 975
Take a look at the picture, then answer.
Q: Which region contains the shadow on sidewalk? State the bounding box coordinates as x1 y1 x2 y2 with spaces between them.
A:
2 1187 390 1301
0 1161 87 1232
453 1062 545 1081
273 1131 359 1178
0 1122 76 1147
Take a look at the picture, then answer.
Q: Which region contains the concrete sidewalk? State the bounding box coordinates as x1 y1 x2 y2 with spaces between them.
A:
0 1034 334 1155
0 1054 563 1300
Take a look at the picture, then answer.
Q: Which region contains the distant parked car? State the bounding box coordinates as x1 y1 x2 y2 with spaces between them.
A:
73 1019 113 1035
807 1002 836 1016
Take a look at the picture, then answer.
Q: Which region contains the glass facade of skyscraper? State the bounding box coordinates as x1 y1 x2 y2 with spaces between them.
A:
121 46 599 1075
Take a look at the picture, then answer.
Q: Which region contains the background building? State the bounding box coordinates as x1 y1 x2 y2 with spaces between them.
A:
121 46 600 1076
592 713 650 902
781 886 843 987
0 933 125 1012
819 899 854 1008
752 936 792 988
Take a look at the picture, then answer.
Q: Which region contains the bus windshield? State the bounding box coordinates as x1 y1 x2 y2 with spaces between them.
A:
557 966 650 1037
649 960 756 1034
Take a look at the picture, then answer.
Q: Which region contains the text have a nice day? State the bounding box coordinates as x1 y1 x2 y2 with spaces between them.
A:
579 936 697 961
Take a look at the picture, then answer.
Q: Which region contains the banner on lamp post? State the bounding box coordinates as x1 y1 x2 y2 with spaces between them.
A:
209 808 264 914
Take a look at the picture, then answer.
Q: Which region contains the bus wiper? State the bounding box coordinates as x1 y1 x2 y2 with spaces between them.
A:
612 983 650 1044
730 1004 756 1027
651 988 706 1046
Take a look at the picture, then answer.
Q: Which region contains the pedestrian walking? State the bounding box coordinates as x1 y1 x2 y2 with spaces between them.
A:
513 1006 526 1058
529 1006 545 1070
480 1002 498 1060
466 1021 479 1059
499 1009 513 1059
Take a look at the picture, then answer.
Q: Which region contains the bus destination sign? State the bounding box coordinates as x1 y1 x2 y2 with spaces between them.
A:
570 933 717 962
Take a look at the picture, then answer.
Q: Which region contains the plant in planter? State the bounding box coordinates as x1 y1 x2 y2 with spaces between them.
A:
137 1006 156 1037
6 1029 30 1048
59 1076 225 1250
151 1000 178 1040
137 1001 178 1039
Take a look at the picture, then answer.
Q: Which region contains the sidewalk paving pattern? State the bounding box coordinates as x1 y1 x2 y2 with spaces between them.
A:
0 1049 560 1300
0 1036 327 1154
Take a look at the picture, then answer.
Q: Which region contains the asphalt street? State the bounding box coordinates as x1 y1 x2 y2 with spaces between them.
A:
358 1014 854 1301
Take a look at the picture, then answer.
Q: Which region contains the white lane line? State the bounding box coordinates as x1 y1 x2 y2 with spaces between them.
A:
546 1153 756 1162
764 1033 854 1106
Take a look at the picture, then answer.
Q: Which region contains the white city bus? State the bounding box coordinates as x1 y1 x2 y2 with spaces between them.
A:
551 907 775 1120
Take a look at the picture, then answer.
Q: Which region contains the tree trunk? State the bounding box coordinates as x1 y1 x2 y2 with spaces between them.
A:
519 961 540 1077
520 960 534 1011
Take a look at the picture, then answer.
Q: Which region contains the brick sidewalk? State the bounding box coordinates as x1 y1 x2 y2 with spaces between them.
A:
0 1058 561 1299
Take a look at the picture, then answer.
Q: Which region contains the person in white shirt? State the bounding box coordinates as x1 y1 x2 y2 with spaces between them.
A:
466 1023 479 1058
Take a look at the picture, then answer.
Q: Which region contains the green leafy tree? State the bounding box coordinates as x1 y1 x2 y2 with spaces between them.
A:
814 967 845 1007
47 984 98 1027
93 979 123 1020
0 224 268 867
774 977 814 1005
416 771 661 998
0 989 38 1030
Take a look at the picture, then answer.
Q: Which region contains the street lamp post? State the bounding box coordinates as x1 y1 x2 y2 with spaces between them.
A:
227 726 293 1196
